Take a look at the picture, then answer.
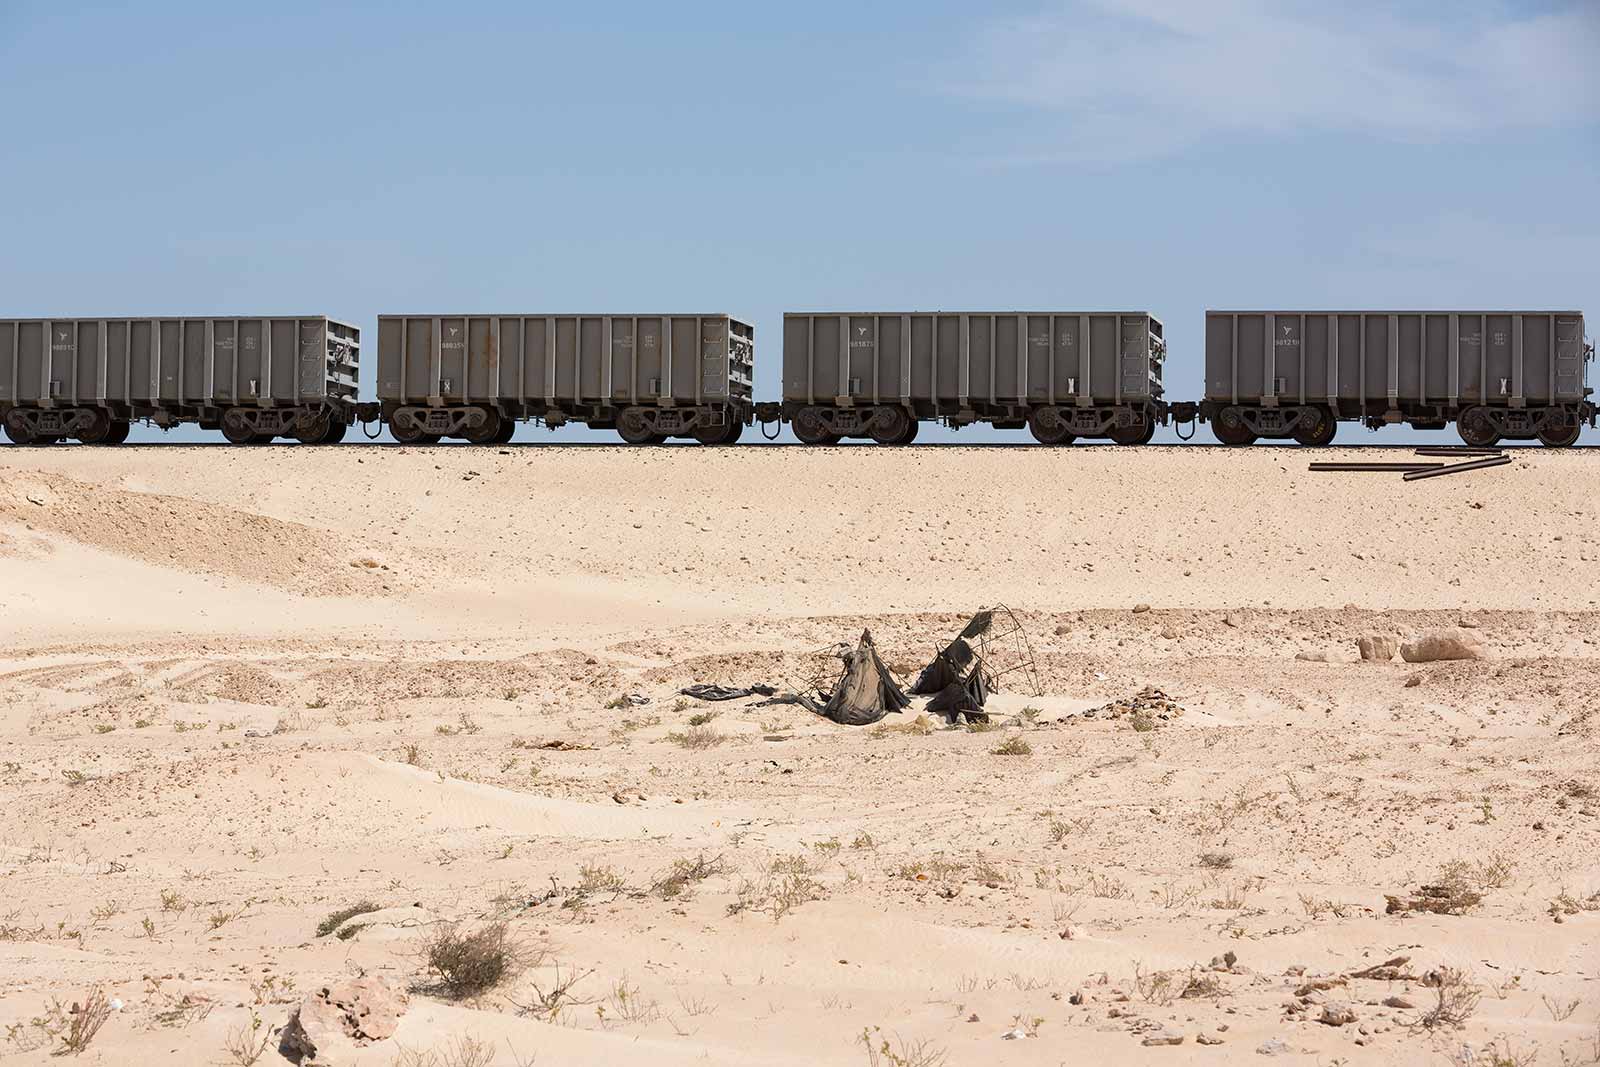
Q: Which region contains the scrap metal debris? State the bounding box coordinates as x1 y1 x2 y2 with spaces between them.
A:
679 683 777 702
1309 447 1510 480
1402 454 1511 480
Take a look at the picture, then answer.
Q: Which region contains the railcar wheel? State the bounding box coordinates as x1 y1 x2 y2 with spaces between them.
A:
1537 415 1582 448
389 415 428 445
1109 418 1155 446
74 409 114 445
319 420 348 445
1212 408 1256 446
617 409 657 445
792 407 838 446
1027 407 1073 445
102 420 131 445
1292 407 1337 447
719 420 744 445
294 414 332 445
492 417 517 444
895 419 919 445
220 410 257 445
868 407 913 445
3 412 38 445
461 407 503 445
1457 408 1499 448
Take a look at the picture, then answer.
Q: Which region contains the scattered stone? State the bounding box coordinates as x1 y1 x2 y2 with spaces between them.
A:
1197 1033 1224 1045
1069 991 1085 1005
1224 612 1244 628
1357 634 1399 661
1256 1037 1291 1055
1133 603 1151 614
281 977 408 1064
1082 685 1185 727
1160 623 1183 639
1386 880 1481 915
1404 675 1422 688
1054 624 1070 636
1347 956 1411 982
1400 629 1486 663
1319 1002 1357 1026
1381 996 1414 1009
1001 1028 1029 1040
1141 1029 1185 1046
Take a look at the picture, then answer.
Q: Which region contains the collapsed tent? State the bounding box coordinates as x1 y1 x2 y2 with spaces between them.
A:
802 630 911 726
911 612 999 722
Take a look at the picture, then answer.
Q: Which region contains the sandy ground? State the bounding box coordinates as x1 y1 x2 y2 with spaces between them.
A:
2 443 1599 1066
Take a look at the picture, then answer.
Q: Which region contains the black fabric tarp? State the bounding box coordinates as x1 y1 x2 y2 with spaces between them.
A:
911 637 975 695
817 630 911 726
924 666 990 720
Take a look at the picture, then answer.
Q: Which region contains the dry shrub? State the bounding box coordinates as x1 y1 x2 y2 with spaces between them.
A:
651 853 729 899
729 855 825 921
666 724 726 749
1415 966 1480 1030
421 922 534 999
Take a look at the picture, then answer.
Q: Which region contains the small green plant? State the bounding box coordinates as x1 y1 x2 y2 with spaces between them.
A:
578 864 626 893
61 769 88 786
159 889 187 913
992 736 1032 756
133 719 152 728
91 724 115 735
666 724 726 749
687 710 720 727
857 1025 948 1067
222 1010 272 1065
315 901 380 938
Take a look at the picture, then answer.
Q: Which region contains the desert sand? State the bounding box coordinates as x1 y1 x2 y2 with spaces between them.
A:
2 442 1598 1065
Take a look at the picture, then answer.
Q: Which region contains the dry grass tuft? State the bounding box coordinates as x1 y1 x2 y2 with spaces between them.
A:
991 736 1033 756
315 900 381 938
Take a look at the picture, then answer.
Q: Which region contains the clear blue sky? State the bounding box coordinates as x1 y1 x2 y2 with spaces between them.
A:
2 1 1595 444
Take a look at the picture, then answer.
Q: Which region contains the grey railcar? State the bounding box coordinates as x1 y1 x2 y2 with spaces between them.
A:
372 314 754 444
774 311 1168 445
1203 311 1593 447
0 316 359 445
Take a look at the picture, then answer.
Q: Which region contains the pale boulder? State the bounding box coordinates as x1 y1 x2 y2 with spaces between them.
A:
1400 629 1487 663
1357 634 1399 662
281 977 408 1065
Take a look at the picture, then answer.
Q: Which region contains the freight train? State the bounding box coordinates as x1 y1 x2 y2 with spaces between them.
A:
0 310 1590 448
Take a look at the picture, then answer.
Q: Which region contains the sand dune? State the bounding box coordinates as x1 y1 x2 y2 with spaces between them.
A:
2 445 1598 1064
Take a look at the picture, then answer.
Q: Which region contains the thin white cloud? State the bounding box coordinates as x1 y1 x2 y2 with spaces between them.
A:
962 1 1600 153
